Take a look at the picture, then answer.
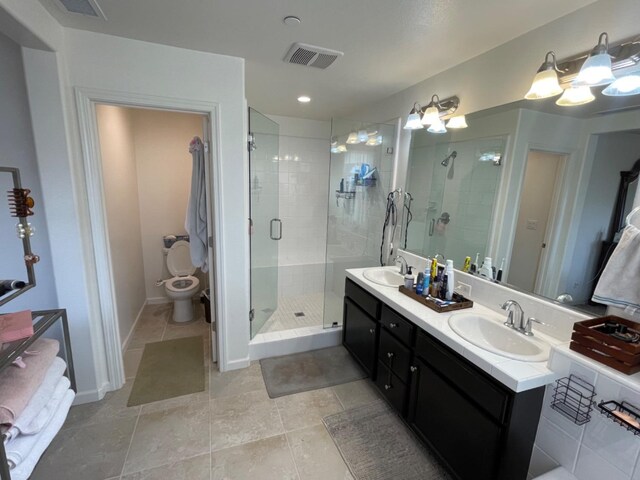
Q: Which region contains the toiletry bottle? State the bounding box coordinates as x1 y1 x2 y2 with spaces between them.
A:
404 267 415 290
463 256 471 273
479 257 493 278
416 272 425 295
440 274 448 300
445 259 454 301
422 271 430 297
470 253 479 274
430 258 438 283
496 258 505 282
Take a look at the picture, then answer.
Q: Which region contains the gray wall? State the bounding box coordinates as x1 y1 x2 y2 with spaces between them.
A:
0 32 56 313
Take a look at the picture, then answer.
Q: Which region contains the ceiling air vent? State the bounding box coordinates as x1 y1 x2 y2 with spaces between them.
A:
54 0 106 19
284 43 344 69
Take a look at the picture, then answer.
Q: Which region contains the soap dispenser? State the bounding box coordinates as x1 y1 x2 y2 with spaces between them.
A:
404 266 415 290
479 257 493 279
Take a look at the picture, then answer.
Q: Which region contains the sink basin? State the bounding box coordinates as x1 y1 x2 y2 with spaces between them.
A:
448 313 550 362
362 267 404 287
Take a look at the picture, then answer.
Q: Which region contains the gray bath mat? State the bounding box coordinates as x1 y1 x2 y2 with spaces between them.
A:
260 346 367 398
128 336 205 406
323 400 452 480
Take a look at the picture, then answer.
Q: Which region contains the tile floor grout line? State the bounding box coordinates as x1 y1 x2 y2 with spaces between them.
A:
276 400 302 480
118 408 141 478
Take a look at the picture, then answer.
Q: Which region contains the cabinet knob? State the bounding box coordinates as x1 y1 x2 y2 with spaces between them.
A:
410 366 418 372
389 323 398 328
369 328 375 334
387 352 395 359
384 384 392 390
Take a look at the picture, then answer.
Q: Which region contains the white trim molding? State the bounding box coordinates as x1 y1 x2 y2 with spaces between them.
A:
73 87 224 390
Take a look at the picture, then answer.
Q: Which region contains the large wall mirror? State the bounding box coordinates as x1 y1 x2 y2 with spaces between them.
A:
0 166 37 306
402 92 640 316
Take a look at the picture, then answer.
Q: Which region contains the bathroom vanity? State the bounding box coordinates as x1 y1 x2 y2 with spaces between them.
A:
343 269 557 480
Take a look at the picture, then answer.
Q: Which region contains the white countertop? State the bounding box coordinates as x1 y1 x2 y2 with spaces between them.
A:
346 268 561 393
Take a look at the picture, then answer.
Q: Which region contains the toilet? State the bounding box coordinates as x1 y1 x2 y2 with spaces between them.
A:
164 240 200 323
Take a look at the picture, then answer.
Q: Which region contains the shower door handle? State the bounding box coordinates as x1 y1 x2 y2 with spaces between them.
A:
270 218 282 240
429 218 435 237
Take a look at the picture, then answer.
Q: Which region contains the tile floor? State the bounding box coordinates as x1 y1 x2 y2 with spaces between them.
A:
32 302 381 480
259 291 343 334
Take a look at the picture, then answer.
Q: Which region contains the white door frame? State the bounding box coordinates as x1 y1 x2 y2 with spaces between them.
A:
75 87 224 391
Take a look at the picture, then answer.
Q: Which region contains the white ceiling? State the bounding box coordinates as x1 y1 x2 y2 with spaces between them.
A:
38 0 596 120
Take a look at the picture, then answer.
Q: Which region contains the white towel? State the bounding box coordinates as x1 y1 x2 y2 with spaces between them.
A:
7 388 75 479
3 357 67 443
185 136 209 272
592 224 640 310
5 376 70 442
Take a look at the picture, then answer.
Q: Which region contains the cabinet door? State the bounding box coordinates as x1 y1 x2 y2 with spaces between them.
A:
342 298 378 377
408 357 502 480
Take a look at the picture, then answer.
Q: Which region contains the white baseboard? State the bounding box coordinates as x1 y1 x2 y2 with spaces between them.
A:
147 297 171 305
73 380 111 405
223 356 251 371
120 300 148 352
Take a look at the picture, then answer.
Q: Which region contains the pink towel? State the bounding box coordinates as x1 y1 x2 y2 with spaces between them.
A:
0 338 60 428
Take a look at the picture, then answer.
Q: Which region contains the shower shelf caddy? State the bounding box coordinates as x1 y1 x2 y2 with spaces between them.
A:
598 400 640 435
550 375 596 425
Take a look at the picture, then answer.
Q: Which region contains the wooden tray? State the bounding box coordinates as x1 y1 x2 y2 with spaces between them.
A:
571 316 640 375
398 286 473 313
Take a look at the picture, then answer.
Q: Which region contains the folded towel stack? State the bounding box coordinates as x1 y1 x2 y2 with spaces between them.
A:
0 338 60 428
0 338 75 479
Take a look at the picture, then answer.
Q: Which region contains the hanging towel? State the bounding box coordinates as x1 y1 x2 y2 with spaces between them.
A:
3 357 67 442
592 224 640 311
7 388 75 479
185 136 209 272
0 338 59 428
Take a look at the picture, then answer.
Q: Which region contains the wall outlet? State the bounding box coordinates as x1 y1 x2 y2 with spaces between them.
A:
456 281 472 298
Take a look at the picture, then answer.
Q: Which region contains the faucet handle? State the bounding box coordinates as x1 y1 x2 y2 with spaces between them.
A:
523 317 549 336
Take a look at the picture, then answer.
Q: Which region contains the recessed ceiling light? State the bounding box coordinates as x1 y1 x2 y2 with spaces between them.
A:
283 16 301 26
297 95 311 103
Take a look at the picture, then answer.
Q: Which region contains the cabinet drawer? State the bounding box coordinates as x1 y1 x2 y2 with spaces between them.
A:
378 327 411 383
380 305 415 346
345 279 380 319
375 360 408 414
415 331 509 423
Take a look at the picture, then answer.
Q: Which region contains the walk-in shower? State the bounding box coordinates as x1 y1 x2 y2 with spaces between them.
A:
248 109 397 338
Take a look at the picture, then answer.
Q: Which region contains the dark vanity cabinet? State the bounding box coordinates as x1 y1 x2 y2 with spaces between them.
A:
342 279 381 377
343 278 544 480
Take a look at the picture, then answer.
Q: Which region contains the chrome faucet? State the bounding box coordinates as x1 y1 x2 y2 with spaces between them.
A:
500 300 524 330
396 255 408 275
523 317 548 336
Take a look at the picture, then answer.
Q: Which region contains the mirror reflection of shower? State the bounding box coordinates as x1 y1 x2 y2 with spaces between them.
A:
442 150 457 179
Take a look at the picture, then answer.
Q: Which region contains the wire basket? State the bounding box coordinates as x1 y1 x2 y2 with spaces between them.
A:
550 375 596 425
598 401 640 435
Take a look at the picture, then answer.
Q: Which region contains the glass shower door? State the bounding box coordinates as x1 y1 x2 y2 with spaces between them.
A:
249 108 280 338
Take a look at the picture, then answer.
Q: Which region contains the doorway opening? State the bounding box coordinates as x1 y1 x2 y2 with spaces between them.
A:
509 149 567 295
94 104 216 384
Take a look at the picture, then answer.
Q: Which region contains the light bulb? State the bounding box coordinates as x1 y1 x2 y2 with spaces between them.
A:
403 112 423 130
556 86 595 106
357 130 368 143
346 132 359 144
427 118 447 134
446 115 468 129
421 106 440 126
602 74 640 96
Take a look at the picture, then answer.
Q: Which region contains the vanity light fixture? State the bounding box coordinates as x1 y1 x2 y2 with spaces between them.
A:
366 135 383 146
403 103 424 130
602 71 640 96
297 95 311 103
446 115 468 129
357 130 369 143
346 131 359 144
524 51 564 99
427 118 447 134
337 144 347 153
572 33 616 87
404 96 461 133
556 86 595 106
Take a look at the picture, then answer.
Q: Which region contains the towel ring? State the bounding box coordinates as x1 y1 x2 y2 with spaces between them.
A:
626 205 640 227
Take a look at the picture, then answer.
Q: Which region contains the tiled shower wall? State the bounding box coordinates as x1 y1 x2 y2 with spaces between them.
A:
267 115 331 298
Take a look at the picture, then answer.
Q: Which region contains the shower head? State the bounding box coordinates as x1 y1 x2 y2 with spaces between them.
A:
441 151 457 167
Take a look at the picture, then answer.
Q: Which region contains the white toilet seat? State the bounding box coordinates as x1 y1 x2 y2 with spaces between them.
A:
165 275 200 293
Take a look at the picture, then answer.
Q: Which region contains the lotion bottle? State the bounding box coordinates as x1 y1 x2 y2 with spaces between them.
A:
404 266 415 290
445 259 454 301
